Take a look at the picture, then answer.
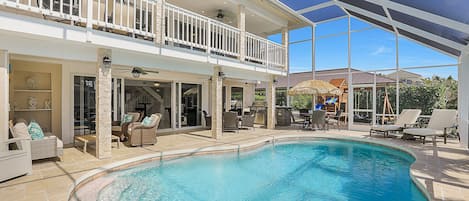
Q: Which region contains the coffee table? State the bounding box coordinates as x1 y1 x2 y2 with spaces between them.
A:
74 134 120 153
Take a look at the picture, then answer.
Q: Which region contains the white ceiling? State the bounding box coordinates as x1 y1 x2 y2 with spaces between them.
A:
166 0 302 36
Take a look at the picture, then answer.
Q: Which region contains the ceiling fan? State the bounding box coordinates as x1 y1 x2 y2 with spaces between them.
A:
114 67 159 78
212 9 235 24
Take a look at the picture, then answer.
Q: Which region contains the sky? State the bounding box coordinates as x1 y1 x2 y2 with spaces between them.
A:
268 17 458 79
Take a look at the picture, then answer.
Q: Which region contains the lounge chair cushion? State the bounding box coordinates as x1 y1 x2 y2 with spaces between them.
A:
12 122 31 140
403 128 444 136
121 114 134 125
371 125 402 132
28 122 45 140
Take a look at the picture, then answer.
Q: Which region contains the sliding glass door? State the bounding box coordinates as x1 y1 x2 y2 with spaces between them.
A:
180 83 202 127
124 80 172 129
73 76 96 135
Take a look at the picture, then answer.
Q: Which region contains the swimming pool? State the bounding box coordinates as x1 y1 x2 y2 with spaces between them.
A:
95 140 427 201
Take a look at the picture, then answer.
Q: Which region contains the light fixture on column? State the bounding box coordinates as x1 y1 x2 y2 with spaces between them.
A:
102 56 112 69
273 79 278 84
131 68 141 78
218 71 225 79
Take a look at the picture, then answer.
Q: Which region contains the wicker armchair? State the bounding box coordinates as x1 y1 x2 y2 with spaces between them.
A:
9 121 63 160
241 112 255 130
112 112 142 140
127 113 162 146
223 112 239 132
30 134 63 160
0 138 32 182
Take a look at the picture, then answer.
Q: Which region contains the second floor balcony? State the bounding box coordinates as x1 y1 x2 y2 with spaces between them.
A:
0 0 287 71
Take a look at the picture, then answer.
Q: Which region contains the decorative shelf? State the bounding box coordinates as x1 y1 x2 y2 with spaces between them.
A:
13 109 52 112
14 89 52 93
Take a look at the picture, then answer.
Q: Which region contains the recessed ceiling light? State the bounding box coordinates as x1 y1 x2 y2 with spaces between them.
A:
201 10 205 13
154 82 160 87
224 1 227 4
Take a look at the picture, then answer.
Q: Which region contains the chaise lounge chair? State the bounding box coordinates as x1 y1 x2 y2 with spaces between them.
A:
370 109 421 137
403 109 457 144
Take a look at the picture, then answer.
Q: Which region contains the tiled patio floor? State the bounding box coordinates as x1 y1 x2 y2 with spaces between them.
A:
1 128 468 201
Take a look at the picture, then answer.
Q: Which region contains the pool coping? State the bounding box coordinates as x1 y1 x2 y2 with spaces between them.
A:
68 134 432 201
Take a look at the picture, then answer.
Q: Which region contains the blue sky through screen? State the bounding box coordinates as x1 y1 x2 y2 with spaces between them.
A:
268 17 457 79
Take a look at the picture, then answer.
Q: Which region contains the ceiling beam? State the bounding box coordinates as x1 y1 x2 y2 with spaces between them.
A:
334 1 466 52
365 0 469 37
297 1 335 14
376 0 399 35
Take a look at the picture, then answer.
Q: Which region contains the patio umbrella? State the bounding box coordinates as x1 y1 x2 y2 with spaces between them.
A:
288 80 342 96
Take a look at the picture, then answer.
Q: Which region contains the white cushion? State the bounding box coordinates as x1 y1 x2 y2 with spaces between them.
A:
403 128 444 136
428 109 457 130
371 125 402 131
395 109 421 127
12 123 31 140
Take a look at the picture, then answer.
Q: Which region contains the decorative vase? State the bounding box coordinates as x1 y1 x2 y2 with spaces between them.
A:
26 76 37 89
28 96 38 109
44 99 51 109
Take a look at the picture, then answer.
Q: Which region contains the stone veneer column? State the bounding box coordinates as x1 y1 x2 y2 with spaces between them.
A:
154 0 164 46
0 50 8 147
238 5 246 62
266 76 276 129
211 66 223 139
96 49 112 159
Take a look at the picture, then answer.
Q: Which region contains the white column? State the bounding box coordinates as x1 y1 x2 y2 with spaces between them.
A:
211 67 223 139
311 25 317 108
238 5 246 62
395 33 400 116
458 53 469 148
171 81 177 129
266 76 276 129
96 48 112 159
347 16 353 130
0 50 8 147
311 25 316 79
282 28 290 106
225 86 231 112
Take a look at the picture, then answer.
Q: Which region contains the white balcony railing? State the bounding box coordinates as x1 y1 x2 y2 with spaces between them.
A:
2 0 85 22
92 0 157 37
0 0 286 70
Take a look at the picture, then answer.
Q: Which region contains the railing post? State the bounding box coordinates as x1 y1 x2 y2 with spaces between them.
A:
282 27 289 72
266 41 269 71
237 5 246 62
86 0 93 42
206 20 211 56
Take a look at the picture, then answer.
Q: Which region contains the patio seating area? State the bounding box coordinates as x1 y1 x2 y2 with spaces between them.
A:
0 128 468 201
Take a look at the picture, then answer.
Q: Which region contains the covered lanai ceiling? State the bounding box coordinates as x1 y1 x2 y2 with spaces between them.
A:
274 0 469 57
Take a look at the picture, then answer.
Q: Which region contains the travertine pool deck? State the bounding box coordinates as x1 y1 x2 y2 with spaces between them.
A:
1 128 468 201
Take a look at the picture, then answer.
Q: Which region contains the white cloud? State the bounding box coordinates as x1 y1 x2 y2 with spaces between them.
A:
371 46 391 55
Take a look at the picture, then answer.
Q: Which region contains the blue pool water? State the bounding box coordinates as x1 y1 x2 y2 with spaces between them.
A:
97 140 427 201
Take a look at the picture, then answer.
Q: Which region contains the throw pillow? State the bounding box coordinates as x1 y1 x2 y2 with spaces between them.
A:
28 121 45 140
121 114 134 125
12 122 32 140
142 116 154 127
